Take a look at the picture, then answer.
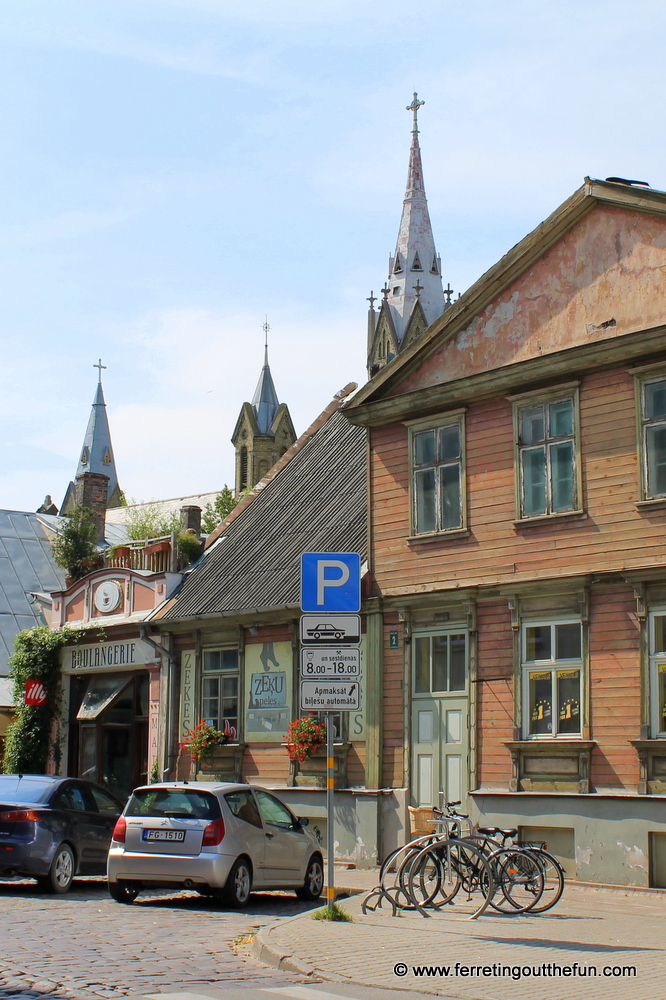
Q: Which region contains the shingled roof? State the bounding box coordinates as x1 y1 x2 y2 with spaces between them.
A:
157 407 367 620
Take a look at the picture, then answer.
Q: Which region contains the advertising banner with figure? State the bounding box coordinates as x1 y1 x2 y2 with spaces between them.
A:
245 640 292 741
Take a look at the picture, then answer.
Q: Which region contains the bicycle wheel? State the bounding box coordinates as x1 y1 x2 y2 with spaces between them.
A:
404 848 445 906
407 839 493 918
489 849 544 914
522 848 565 913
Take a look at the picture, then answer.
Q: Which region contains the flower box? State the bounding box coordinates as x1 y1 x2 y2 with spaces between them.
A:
196 743 246 782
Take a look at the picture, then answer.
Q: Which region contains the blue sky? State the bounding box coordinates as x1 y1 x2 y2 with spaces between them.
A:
0 0 664 510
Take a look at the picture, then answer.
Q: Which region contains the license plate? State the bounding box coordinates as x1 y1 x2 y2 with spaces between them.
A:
142 829 186 842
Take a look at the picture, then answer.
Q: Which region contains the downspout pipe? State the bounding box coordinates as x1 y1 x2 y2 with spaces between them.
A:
140 626 177 780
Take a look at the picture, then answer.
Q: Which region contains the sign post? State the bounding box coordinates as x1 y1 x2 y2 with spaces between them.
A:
300 552 361 914
326 712 335 914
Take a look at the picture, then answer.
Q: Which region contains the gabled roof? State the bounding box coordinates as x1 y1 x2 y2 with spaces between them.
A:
0 510 65 676
348 177 666 419
156 406 367 621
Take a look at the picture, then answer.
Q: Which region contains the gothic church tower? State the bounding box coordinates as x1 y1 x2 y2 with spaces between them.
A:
231 330 296 493
367 94 449 378
61 361 123 515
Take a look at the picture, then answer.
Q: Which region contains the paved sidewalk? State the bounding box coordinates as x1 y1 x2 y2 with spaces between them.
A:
254 870 666 1000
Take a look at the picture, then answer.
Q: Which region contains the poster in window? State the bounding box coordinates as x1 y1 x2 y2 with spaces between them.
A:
245 641 292 742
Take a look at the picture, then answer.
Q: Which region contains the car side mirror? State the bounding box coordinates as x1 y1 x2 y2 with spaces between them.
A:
297 816 309 827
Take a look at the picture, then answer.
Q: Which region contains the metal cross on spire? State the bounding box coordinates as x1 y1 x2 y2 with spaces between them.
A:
93 358 107 383
262 317 270 366
407 92 425 134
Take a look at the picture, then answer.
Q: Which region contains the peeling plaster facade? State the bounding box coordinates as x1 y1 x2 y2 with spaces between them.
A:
391 205 666 396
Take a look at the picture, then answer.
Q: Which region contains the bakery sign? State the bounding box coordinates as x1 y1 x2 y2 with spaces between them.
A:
61 638 159 673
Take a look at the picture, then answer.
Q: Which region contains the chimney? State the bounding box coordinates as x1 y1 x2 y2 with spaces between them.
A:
180 505 201 540
74 472 109 543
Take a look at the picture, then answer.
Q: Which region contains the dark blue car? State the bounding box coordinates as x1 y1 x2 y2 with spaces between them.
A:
0 774 125 893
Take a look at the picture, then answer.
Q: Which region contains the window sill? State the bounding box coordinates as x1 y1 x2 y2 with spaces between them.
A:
407 528 470 544
513 510 586 527
506 740 595 750
636 499 666 510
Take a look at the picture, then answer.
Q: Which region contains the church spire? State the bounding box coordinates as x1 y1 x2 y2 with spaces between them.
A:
386 93 445 342
251 320 280 434
60 361 122 514
231 322 297 493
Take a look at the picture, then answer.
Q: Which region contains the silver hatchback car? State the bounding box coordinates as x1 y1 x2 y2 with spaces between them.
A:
107 781 324 906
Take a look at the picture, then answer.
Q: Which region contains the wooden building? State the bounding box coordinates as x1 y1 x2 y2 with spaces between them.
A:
344 177 666 886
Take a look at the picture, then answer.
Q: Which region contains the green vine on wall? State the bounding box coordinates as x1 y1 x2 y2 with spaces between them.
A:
2 625 85 775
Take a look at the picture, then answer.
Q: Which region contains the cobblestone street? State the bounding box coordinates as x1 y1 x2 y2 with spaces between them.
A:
0 878 311 1000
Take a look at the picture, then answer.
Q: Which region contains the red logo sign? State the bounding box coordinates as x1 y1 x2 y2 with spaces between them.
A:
25 680 47 706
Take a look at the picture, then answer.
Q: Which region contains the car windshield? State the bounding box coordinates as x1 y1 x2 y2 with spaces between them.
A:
125 788 221 820
0 777 53 803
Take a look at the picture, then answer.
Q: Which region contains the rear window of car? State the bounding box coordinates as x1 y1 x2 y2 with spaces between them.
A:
0 777 53 803
125 788 221 820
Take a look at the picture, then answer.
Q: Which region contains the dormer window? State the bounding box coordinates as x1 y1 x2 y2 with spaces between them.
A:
411 252 423 271
80 448 88 466
103 449 111 466
431 255 439 275
393 254 403 273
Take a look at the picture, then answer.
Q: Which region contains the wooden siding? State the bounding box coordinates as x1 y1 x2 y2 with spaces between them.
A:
382 622 406 788
589 586 641 790
370 366 666 595
476 601 514 788
243 745 290 784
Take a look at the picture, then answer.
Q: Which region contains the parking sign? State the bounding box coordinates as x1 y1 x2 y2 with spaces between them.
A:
300 552 361 613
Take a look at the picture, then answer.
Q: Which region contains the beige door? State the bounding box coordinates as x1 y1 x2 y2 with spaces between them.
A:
411 631 469 808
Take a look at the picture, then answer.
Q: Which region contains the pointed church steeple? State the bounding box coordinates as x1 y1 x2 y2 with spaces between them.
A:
231 323 296 493
367 94 448 378
61 361 123 515
251 328 280 434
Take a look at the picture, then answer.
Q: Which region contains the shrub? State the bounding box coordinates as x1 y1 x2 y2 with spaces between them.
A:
51 506 103 581
177 529 202 564
2 625 84 774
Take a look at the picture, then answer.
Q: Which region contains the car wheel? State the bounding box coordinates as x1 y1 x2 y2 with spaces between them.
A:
108 882 140 904
296 854 324 901
222 857 252 908
38 843 75 894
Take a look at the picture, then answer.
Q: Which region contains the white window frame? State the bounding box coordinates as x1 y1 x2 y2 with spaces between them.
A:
200 646 240 741
406 410 467 538
412 628 469 698
509 383 582 521
521 617 583 739
649 609 666 737
635 371 666 501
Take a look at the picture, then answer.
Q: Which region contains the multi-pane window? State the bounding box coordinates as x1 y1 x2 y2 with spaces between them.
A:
649 611 666 736
411 419 464 534
641 378 666 499
522 621 582 737
414 633 467 694
517 396 577 517
201 648 239 740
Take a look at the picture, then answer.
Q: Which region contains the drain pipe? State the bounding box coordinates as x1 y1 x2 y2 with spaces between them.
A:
140 626 177 780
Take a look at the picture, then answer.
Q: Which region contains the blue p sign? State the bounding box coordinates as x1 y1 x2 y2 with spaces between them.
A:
301 552 361 613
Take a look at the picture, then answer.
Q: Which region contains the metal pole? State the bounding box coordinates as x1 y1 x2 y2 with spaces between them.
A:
326 712 335 913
